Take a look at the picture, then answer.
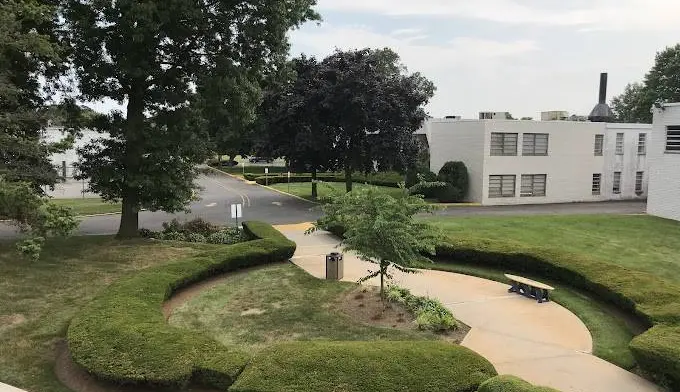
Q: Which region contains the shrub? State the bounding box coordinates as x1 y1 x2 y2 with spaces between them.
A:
386 285 459 332
477 375 560 392
406 166 437 187
207 229 243 245
67 222 296 389
408 181 448 199
161 231 186 241
251 172 404 188
436 183 465 203
435 235 680 388
186 233 207 243
437 161 469 202
139 228 155 238
230 341 497 392
162 218 219 237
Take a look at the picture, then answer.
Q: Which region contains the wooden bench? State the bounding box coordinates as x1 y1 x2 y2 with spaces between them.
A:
505 274 555 304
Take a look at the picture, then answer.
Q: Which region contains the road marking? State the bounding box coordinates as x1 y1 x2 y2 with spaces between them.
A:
205 176 251 207
205 203 217 208
272 202 282 206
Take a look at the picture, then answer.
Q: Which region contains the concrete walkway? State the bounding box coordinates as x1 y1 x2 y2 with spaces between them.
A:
0 383 26 392
279 226 661 392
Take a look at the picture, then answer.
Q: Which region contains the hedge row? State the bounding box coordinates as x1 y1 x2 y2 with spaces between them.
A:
229 341 498 392
435 236 680 388
477 375 559 392
246 172 404 188
66 222 296 389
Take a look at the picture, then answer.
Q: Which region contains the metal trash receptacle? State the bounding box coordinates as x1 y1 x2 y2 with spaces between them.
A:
325 252 344 280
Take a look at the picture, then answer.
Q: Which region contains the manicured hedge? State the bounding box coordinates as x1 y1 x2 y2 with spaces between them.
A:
230 341 497 392
435 236 680 388
67 222 296 389
477 375 559 392
249 172 404 188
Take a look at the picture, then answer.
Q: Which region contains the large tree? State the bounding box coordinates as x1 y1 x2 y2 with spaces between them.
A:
611 44 680 124
63 0 319 238
255 56 337 199
314 48 435 192
1 0 79 259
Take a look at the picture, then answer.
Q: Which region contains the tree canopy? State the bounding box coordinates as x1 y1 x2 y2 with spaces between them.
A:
63 0 320 238
611 44 680 124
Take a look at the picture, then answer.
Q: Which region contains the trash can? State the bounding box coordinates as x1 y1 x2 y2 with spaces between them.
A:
325 252 344 280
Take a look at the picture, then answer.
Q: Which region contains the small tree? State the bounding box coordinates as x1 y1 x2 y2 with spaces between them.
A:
310 186 443 302
437 161 469 202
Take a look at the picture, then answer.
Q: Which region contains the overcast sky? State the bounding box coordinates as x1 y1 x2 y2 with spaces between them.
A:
88 0 680 120
288 0 680 119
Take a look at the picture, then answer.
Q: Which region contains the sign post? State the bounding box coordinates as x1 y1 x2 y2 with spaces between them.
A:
287 171 291 193
265 167 269 186
230 203 243 228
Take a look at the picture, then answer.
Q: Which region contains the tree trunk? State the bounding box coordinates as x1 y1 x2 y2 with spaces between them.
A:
345 163 353 192
311 167 318 200
379 260 387 307
116 195 139 239
116 84 145 239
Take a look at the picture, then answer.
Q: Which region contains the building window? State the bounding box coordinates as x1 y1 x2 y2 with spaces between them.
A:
592 174 602 196
594 134 604 156
616 133 624 155
667 126 680 152
490 133 518 156
489 175 516 198
613 172 622 194
522 133 549 156
636 172 644 195
520 174 547 197
638 133 647 155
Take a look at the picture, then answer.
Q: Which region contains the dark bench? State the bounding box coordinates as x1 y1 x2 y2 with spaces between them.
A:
505 274 555 304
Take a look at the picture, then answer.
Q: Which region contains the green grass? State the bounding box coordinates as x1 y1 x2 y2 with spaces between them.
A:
169 263 441 352
478 375 559 392
270 182 407 201
415 261 638 369
51 198 121 216
424 215 680 284
0 236 220 392
230 341 497 392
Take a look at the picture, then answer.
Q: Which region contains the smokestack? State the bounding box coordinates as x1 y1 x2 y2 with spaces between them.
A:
598 73 608 104
589 72 614 122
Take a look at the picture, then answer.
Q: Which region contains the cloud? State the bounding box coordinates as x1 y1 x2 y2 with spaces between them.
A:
316 0 680 31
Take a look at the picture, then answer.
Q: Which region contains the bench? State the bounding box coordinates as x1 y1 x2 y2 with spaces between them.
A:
505 274 555 304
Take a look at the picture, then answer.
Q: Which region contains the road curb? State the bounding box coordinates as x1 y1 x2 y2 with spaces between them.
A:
260 184 320 205
205 166 249 182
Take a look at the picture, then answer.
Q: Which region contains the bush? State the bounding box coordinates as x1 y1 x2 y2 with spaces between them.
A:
435 235 680 388
250 172 404 188
162 218 219 237
230 341 497 392
161 231 186 241
207 229 243 245
67 222 296 389
386 285 459 332
477 375 559 392
436 183 465 203
406 166 438 188
186 233 207 243
437 161 469 202
408 181 448 199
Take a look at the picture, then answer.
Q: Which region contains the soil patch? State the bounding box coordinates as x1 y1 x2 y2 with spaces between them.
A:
0 313 26 328
334 286 470 343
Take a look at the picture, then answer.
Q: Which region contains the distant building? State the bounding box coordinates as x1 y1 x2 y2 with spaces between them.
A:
417 118 650 205
479 111 512 120
541 111 569 121
647 103 680 221
42 126 103 178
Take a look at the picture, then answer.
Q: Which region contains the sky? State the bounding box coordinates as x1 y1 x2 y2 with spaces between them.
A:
288 0 680 119
87 0 680 120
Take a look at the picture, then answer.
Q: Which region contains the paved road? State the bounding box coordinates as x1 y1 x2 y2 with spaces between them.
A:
0 172 647 238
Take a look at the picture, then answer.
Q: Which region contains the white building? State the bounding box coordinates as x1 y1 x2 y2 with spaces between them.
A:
541 111 570 121
479 111 512 120
418 118 651 205
647 103 680 221
42 127 103 178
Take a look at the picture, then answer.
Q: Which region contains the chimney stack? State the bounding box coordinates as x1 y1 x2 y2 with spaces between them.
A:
589 72 614 122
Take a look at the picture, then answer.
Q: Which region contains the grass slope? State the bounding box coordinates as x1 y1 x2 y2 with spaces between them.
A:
270 182 406 201
51 198 121 216
0 236 218 392
169 263 441 352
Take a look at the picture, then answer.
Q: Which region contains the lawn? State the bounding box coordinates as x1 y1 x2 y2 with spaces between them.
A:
169 263 441 352
270 182 406 201
51 198 121 216
420 214 680 370
0 236 221 392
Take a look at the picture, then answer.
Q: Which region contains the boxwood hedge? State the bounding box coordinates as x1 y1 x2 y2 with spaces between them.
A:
66 221 296 389
230 341 498 392
436 236 680 388
477 375 559 392
249 172 404 188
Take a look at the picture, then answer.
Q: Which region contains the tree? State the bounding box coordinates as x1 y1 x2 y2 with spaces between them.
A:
63 0 319 238
0 0 79 258
314 48 435 192
437 161 469 203
310 186 443 302
611 82 651 123
611 44 680 124
255 56 337 199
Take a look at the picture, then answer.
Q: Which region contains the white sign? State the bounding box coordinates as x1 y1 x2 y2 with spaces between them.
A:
230 203 243 219
265 167 269 174
287 171 291 178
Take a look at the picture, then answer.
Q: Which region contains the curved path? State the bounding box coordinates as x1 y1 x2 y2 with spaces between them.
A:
279 225 661 392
